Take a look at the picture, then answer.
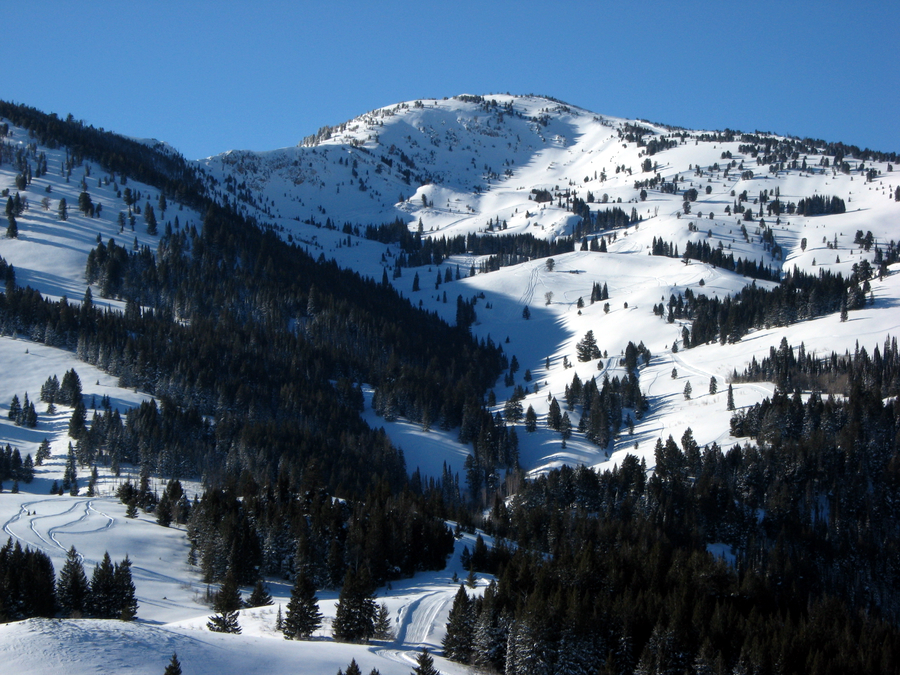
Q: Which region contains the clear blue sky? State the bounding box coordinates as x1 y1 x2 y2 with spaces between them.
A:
5 1 897 160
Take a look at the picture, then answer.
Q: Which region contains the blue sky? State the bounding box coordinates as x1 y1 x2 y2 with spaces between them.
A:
5 1 897 159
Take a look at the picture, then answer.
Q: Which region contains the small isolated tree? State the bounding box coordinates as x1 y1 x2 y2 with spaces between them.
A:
164 653 182 675
524 405 537 432
683 381 692 400
545 258 555 272
708 376 718 395
412 648 439 675
727 384 735 411
544 291 554 305
283 569 321 640
576 330 600 362
522 305 531 320
671 367 678 379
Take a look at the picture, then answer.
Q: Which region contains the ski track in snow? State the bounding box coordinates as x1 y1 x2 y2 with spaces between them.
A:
393 590 451 646
2 498 115 560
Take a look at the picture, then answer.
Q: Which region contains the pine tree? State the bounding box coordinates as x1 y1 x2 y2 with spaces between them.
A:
683 381 692 400
442 585 474 662
57 546 89 617
247 579 273 607
709 376 718 395
524 405 537 432
7 395 20 422
332 567 377 643
727 384 735 411
283 568 322 639
344 659 362 675
115 555 139 620
373 602 393 640
411 648 438 675
6 214 17 239
88 552 118 618
207 570 242 634
164 652 182 675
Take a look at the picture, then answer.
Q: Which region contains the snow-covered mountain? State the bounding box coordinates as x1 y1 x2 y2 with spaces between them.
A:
198 93 900 476
0 93 898 674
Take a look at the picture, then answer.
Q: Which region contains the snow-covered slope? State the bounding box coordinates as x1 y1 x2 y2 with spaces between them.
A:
198 93 900 477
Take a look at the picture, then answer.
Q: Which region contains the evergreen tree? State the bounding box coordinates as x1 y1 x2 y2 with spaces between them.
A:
88 552 118 618
411 648 438 675
58 198 68 221
709 376 718 395
373 602 393 640
115 555 139 620
7 394 20 422
547 398 562 431
246 578 273 607
332 567 377 643
683 381 692 400
57 546 89 617
524 405 537 432
726 384 735 411
283 568 322 639
207 570 242 634
164 653 182 675
575 330 600 362
442 585 474 662
6 214 17 239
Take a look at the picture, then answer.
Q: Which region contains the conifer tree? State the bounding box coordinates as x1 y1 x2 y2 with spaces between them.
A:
442 585 474 662
57 546 89 617
332 567 377 643
88 552 118 618
373 602 393 640
683 381 692 400
524 405 537 432
115 555 139 620
247 578 273 607
164 652 182 675
207 570 242 634
727 384 735 411
283 568 321 639
411 648 438 675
